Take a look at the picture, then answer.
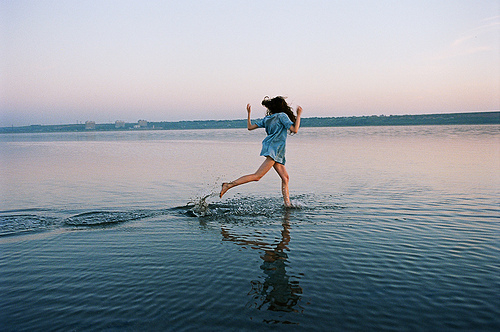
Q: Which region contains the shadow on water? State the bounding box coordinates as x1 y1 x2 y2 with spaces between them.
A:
182 193 311 324
220 208 304 325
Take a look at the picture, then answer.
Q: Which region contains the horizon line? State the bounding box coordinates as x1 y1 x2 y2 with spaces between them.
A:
2 110 499 129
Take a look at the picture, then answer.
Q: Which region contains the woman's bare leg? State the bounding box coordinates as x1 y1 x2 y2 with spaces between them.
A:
273 163 291 207
220 157 275 198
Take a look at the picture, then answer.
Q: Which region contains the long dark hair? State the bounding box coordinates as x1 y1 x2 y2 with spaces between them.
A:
261 96 296 124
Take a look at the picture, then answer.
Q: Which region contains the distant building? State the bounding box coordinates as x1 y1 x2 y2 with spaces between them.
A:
138 120 148 128
85 121 96 130
115 120 125 129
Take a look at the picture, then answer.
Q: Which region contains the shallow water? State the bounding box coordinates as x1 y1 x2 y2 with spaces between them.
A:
1 125 499 331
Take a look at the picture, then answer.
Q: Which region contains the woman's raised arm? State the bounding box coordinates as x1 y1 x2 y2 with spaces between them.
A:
289 106 302 133
247 104 259 130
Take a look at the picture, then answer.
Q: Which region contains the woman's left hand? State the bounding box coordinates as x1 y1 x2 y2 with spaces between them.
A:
296 106 303 116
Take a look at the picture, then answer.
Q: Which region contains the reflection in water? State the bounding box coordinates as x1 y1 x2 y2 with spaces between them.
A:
221 210 303 317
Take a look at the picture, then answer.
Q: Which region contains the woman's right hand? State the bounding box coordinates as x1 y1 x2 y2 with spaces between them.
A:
246 104 251 114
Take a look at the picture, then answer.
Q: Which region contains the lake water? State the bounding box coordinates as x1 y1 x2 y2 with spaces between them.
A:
1 125 499 331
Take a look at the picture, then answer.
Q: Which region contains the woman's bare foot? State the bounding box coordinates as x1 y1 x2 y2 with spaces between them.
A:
220 182 232 198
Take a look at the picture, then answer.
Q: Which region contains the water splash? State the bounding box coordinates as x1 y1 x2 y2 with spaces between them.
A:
65 211 151 226
184 195 298 222
0 214 59 236
187 192 217 217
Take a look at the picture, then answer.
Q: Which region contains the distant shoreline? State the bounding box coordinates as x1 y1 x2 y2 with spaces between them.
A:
1 111 498 134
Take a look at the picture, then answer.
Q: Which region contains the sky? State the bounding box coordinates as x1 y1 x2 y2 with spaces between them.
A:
1 0 499 126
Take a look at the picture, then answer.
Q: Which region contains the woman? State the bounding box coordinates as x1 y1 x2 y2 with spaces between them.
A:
220 96 302 207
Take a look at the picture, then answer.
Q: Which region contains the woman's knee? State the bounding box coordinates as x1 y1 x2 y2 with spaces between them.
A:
278 171 289 184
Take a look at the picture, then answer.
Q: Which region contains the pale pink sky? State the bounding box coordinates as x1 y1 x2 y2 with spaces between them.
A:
1 0 499 126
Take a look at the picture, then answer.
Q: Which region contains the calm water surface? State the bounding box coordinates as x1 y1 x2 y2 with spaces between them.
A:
1 125 499 331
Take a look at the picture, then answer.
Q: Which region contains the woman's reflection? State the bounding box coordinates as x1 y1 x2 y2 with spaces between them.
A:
221 209 303 313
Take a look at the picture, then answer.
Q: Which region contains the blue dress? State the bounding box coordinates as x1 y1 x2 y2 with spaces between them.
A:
255 113 294 165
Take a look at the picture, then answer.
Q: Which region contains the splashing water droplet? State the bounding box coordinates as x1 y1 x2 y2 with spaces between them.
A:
188 192 217 217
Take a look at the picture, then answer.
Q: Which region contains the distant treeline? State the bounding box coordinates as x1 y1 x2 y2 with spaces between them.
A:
302 111 500 127
1 111 498 134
